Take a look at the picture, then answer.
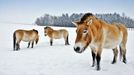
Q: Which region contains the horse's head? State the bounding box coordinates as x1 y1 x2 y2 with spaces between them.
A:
44 26 53 36
44 27 48 36
72 13 96 53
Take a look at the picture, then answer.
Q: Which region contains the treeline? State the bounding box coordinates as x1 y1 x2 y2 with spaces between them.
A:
35 13 134 28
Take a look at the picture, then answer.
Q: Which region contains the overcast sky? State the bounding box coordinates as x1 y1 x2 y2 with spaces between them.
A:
0 0 134 24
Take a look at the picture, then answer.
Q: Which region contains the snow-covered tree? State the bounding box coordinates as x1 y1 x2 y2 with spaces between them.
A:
35 13 134 28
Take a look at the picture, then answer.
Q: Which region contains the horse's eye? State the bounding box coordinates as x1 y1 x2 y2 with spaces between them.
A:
83 29 88 33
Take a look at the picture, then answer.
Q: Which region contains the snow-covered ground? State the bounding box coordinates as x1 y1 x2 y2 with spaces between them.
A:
0 23 134 75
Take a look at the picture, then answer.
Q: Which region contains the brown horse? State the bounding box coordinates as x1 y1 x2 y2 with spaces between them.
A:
13 29 39 51
44 26 70 46
72 13 128 70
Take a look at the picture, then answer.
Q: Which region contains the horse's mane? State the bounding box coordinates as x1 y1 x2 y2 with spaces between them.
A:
44 26 54 36
80 13 93 23
81 13 106 26
44 26 48 29
32 29 38 34
44 26 53 30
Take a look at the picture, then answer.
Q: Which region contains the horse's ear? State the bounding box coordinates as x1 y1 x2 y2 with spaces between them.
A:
72 21 79 27
87 19 93 25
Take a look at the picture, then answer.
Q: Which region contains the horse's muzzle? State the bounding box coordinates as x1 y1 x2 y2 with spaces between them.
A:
44 34 47 36
74 46 86 53
74 47 82 53
74 47 80 51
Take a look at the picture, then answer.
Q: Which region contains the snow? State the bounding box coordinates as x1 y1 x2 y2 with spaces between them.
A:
0 23 134 75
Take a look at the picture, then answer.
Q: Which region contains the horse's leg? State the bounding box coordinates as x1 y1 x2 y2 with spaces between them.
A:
16 40 21 50
91 51 96 67
91 47 96 67
16 43 20 50
14 42 17 51
65 35 70 45
96 48 102 71
120 44 127 64
64 36 67 45
16 43 18 50
27 41 31 48
96 53 101 70
50 39 53 46
112 47 118 64
31 41 34 48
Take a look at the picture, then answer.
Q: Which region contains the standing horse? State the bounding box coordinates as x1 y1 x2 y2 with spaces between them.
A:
13 29 39 51
44 26 70 46
72 13 128 70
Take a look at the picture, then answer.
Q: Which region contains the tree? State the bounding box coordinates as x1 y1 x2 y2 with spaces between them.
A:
35 13 134 28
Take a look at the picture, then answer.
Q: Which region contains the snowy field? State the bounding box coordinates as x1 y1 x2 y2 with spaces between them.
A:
0 23 134 75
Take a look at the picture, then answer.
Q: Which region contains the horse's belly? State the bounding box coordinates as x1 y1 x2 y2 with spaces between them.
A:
53 35 62 39
104 38 122 49
54 36 61 39
22 39 30 42
22 37 30 42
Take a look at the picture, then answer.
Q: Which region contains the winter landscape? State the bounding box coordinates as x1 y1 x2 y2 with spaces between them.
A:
1 0 134 75
0 23 134 75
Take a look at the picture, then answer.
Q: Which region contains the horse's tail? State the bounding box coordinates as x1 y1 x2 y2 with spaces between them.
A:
13 32 16 50
35 35 39 44
118 24 128 63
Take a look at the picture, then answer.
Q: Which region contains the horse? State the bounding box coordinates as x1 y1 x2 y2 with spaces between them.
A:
44 26 70 46
72 13 128 70
13 29 39 51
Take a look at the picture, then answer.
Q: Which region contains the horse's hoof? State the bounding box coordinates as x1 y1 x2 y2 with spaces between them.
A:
91 64 95 67
96 66 100 71
15 49 19 51
123 60 127 64
65 44 70 45
91 65 94 67
96 67 100 71
111 61 116 64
